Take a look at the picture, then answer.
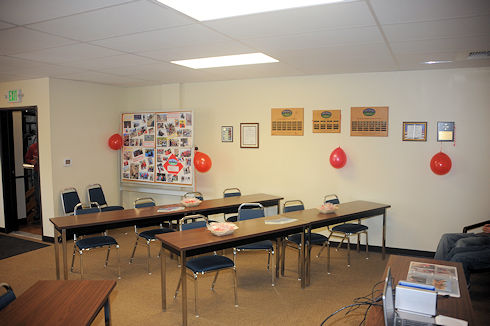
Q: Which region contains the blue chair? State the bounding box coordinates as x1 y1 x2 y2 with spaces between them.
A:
283 200 330 278
129 197 175 274
319 194 368 270
71 203 121 279
60 187 82 215
233 203 276 286
173 214 238 317
87 184 124 212
0 283 15 310
224 187 241 222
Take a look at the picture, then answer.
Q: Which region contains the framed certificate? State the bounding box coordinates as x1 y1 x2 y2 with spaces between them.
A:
402 122 427 141
240 123 259 148
221 126 233 142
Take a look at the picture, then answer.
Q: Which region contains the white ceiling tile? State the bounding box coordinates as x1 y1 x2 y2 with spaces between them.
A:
0 27 74 55
204 1 375 39
390 35 490 55
0 72 34 82
98 62 178 76
243 26 384 52
0 56 82 75
370 0 490 24
91 24 230 53
11 43 123 64
383 15 490 42
54 70 152 86
0 0 134 25
203 62 303 80
28 1 194 42
64 54 160 70
138 41 254 61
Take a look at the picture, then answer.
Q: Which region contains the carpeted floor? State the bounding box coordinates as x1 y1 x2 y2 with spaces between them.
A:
0 228 488 325
0 234 49 259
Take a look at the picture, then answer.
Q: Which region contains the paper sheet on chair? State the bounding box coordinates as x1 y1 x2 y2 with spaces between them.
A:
265 217 298 224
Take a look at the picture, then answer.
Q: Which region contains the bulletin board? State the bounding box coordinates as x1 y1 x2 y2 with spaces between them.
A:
271 108 304 136
312 110 341 133
350 107 389 137
121 111 194 186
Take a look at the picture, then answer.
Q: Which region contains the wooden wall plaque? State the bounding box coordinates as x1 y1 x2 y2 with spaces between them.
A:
271 108 304 136
312 110 341 133
350 106 389 137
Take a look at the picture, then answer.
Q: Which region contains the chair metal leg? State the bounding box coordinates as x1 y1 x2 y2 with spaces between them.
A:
327 241 331 274
357 233 360 252
174 276 182 299
233 248 237 266
347 236 351 267
266 250 271 271
147 240 151 275
211 271 219 291
233 268 238 307
193 274 199 317
281 238 286 276
129 237 139 264
70 245 76 272
105 247 111 267
317 241 328 258
297 243 302 280
116 245 121 279
365 231 369 259
271 249 275 287
80 250 84 279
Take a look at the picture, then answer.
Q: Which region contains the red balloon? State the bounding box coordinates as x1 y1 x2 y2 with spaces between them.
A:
430 152 452 175
108 133 123 150
330 147 347 169
194 151 212 173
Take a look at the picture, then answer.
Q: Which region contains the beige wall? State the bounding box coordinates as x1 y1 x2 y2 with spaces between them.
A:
123 68 490 251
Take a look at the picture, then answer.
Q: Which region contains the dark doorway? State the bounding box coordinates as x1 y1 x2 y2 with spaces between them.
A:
0 106 42 237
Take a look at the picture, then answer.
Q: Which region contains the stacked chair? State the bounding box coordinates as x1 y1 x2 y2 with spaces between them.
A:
223 187 241 222
173 214 238 317
87 184 124 212
129 197 175 274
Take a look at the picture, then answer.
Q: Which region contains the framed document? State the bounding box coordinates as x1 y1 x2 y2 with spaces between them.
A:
403 122 427 141
240 123 259 148
221 126 233 142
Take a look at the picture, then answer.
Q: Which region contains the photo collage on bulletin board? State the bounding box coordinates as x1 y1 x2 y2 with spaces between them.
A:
121 111 194 186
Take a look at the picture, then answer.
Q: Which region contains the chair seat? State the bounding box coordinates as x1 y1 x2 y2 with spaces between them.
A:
238 240 273 250
76 236 118 250
332 223 368 234
101 206 124 212
186 255 234 273
139 228 174 240
288 232 329 245
225 215 238 222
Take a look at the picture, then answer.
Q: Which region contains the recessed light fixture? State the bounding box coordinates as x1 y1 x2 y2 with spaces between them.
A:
157 0 351 21
423 60 453 65
171 53 279 69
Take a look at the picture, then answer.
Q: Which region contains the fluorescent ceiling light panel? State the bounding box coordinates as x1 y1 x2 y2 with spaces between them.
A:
423 60 453 64
157 0 350 21
171 53 278 69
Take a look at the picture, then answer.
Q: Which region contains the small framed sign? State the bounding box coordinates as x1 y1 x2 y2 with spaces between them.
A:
402 122 427 141
221 126 233 142
240 123 259 148
437 121 455 142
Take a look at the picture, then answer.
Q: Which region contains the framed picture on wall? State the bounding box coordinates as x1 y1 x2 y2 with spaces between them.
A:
221 126 233 142
402 122 427 141
240 123 259 148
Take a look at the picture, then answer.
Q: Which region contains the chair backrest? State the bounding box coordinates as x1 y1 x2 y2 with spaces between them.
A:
223 187 241 198
283 200 305 213
178 214 209 231
0 283 16 311
237 203 265 221
74 203 101 215
324 194 340 205
134 197 155 208
61 187 81 215
87 184 107 207
183 191 204 201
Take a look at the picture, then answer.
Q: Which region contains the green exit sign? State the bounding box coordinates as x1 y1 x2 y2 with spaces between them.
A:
8 89 23 103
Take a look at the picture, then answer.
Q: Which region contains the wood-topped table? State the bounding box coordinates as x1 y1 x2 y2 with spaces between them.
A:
365 255 476 325
50 193 283 280
0 280 116 326
156 216 307 326
280 201 391 286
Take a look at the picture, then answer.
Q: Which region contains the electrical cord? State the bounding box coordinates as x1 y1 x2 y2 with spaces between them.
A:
320 280 385 326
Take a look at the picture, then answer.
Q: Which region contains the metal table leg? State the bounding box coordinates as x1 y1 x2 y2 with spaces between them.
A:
161 247 167 311
382 210 386 259
181 250 187 326
54 227 60 280
62 229 68 280
306 227 311 287
300 228 305 289
104 298 111 326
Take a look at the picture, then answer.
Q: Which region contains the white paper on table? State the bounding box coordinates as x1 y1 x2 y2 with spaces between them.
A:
435 315 468 326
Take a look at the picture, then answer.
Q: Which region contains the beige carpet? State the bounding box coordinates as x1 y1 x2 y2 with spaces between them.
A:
0 228 487 326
